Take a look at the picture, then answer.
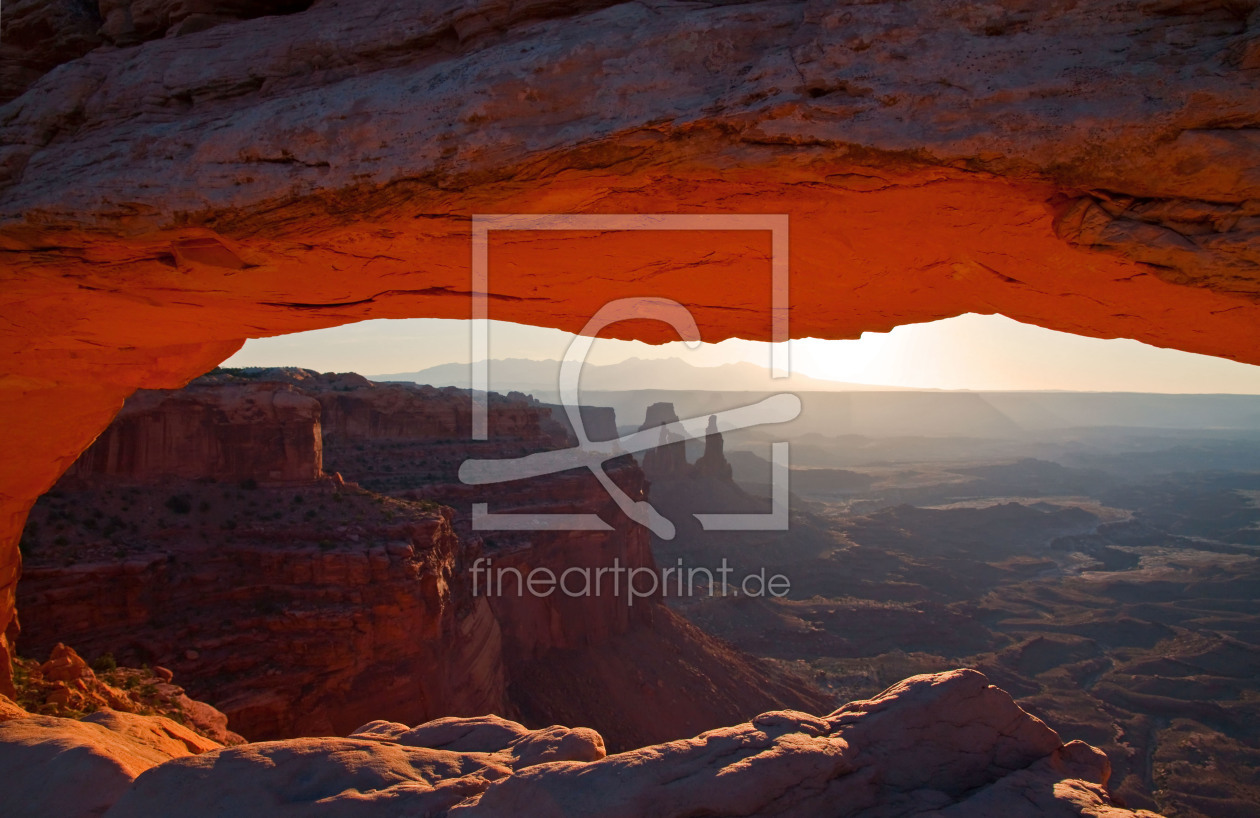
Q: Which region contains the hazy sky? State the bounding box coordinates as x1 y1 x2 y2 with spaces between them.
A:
223 313 1260 394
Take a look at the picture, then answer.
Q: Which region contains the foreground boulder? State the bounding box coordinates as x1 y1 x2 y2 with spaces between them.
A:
0 694 26 722
460 671 1156 818
0 710 221 818
2 669 1160 817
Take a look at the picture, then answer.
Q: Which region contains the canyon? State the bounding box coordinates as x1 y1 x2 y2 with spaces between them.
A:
14 370 824 748
634 394 1260 818
12 371 1248 814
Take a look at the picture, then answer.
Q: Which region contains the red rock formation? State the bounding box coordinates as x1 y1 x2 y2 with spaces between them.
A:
41 670 1160 817
275 373 828 746
1 0 1259 718
63 383 323 485
18 483 509 739
536 402 619 444
0 707 223 818
692 414 734 482
12 643 232 737
640 403 691 482
0 693 28 722
317 381 563 447
18 373 821 749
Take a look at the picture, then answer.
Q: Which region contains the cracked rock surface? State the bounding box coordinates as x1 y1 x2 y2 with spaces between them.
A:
33 670 1155 817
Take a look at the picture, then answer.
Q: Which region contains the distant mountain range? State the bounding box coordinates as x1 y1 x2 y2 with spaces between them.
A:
372 357 920 396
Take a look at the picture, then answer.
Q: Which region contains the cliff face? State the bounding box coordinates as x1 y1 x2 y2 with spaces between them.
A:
308 373 830 750
17 481 507 739
319 384 557 446
17 373 826 749
639 403 691 482
300 372 656 664
693 415 734 482
63 383 323 485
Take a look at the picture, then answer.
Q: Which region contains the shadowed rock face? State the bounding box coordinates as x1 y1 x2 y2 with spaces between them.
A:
693 414 734 482
1 0 1259 720
640 403 690 481
17 373 825 747
6 670 1161 817
63 383 323 485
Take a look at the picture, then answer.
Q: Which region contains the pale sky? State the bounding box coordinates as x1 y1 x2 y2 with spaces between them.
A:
223 313 1260 394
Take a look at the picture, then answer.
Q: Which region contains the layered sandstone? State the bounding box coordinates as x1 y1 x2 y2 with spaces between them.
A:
635 401 767 549
4 669 1162 817
63 382 323 485
296 373 829 747
3 0 1260 695
18 373 824 749
18 482 508 739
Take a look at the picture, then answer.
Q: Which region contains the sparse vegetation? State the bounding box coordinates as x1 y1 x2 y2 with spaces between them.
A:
91 652 117 673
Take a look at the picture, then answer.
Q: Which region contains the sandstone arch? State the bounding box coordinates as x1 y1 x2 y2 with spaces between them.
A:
1 0 1258 692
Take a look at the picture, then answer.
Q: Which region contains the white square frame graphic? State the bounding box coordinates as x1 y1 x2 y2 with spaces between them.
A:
469 213 791 532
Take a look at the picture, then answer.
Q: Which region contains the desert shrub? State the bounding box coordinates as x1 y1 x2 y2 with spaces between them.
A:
239 477 259 490
91 653 117 673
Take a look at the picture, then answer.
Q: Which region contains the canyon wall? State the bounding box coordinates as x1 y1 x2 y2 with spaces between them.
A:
17 373 825 748
18 488 508 739
63 383 323 485
2 0 1259 705
307 372 830 749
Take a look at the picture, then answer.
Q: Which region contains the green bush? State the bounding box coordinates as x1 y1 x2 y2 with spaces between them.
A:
91 653 117 673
